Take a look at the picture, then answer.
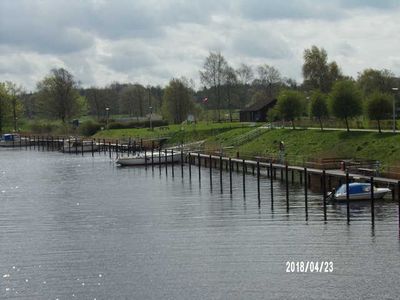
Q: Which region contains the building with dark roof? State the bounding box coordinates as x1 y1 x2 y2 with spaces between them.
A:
239 98 277 122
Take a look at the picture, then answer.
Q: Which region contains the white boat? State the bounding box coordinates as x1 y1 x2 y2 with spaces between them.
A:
0 134 29 147
116 151 183 166
61 139 98 153
328 182 391 201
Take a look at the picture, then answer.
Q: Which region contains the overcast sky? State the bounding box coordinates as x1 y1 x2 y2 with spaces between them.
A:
1 0 399 91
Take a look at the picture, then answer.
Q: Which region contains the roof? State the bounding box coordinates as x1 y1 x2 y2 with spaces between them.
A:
240 98 277 112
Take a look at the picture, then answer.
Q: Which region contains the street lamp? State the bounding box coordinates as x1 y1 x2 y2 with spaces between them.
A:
105 107 110 129
149 106 153 131
392 87 398 133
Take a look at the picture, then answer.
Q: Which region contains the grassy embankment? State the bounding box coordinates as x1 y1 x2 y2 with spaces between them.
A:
94 124 400 168
93 122 252 145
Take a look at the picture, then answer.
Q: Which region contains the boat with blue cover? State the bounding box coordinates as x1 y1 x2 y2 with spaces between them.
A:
328 182 391 201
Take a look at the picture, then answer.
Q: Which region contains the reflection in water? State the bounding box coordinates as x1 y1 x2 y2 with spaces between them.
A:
0 149 399 299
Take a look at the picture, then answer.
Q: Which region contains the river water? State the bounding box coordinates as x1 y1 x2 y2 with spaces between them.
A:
0 149 399 299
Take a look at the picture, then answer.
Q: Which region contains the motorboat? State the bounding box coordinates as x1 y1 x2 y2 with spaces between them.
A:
0 133 29 147
61 139 98 153
116 150 182 166
328 182 391 201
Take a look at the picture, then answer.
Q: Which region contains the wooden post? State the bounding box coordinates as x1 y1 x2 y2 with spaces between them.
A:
158 149 161 174
165 149 167 176
219 156 223 193
188 152 191 180
242 159 246 197
229 158 232 194
209 154 213 191
181 150 184 178
198 153 201 183
270 162 274 210
145 150 148 169
285 164 289 212
304 167 308 220
75 137 78 155
323 170 327 221
171 150 175 177
91 139 94 157
370 177 375 224
81 139 84 156
109 141 111 158
346 172 350 223
257 161 260 207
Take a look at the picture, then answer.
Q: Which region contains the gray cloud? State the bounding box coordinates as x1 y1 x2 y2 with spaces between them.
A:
0 0 399 89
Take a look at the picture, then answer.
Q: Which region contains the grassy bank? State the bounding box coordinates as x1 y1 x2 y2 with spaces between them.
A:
216 129 400 167
93 122 252 145
92 122 400 168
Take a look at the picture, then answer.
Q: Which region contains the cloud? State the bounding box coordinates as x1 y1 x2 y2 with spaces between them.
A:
0 0 399 90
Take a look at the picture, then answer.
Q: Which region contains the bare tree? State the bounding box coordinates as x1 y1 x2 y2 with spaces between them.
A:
256 64 282 97
224 65 237 122
200 51 228 121
236 63 253 85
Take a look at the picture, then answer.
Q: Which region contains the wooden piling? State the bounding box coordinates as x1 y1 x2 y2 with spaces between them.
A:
209 154 213 190
229 158 232 194
198 153 201 183
242 159 246 197
219 156 223 193
304 167 308 220
270 162 274 210
165 149 167 176
370 177 374 224
285 165 289 212
257 161 260 207
188 152 191 180
346 172 350 223
323 170 327 221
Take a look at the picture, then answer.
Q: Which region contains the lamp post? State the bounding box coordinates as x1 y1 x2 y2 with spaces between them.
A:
149 106 153 131
392 87 398 133
105 107 110 129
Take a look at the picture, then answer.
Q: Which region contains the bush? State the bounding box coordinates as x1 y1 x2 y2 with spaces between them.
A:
29 120 59 134
79 120 103 136
108 120 168 129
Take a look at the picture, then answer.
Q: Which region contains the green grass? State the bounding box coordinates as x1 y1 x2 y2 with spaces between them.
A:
93 123 400 167
232 129 400 167
93 122 251 144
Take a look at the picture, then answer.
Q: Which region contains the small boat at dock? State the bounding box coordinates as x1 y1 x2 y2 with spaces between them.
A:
328 182 391 201
116 150 182 166
0 134 29 147
61 139 98 153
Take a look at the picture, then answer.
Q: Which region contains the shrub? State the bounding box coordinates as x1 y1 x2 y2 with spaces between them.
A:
108 120 168 129
79 120 103 136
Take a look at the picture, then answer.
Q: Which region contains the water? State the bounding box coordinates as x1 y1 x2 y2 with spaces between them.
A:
0 149 399 299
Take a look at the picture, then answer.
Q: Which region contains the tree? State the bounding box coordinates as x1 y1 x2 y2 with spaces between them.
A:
162 79 194 124
36 68 81 123
330 80 362 132
302 46 343 92
199 51 228 121
236 63 254 85
357 68 395 97
256 64 281 97
366 92 393 133
276 90 304 129
310 91 329 130
85 87 109 120
224 65 237 122
120 84 146 119
236 63 253 109
0 83 11 133
4 82 24 131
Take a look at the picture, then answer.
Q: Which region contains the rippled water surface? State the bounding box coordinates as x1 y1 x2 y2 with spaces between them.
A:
0 149 400 299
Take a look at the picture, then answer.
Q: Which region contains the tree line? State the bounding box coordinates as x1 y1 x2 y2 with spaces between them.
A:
0 45 399 133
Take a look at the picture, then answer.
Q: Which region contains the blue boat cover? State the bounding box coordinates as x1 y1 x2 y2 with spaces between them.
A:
337 183 371 194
